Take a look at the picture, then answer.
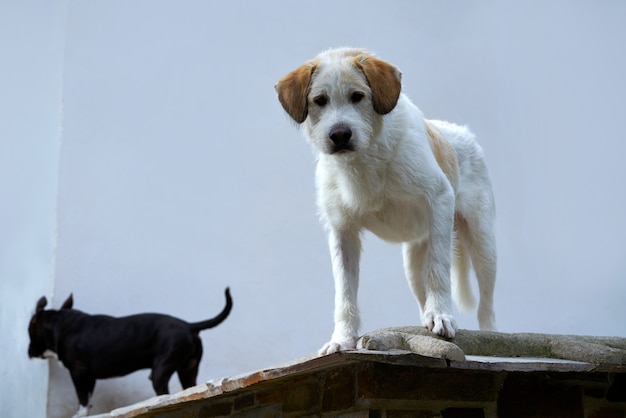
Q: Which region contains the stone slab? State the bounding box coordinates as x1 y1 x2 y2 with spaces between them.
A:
357 326 626 366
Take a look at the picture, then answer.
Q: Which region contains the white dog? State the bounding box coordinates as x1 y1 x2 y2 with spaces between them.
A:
275 48 496 355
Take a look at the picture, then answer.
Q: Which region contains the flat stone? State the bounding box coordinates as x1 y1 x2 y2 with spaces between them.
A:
357 327 626 366
357 330 465 362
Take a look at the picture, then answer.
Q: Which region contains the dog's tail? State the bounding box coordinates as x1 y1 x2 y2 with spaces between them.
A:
189 287 233 332
451 236 477 312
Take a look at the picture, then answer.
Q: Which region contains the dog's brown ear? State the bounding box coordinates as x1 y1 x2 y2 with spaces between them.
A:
61 293 73 310
35 296 47 313
355 55 402 115
275 60 318 124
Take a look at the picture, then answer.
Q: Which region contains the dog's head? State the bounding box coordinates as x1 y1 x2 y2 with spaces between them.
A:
275 48 402 155
28 294 73 359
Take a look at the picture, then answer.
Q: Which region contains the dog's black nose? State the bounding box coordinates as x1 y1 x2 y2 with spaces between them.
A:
329 126 352 146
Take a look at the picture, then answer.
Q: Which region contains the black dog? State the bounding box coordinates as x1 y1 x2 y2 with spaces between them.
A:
28 288 232 416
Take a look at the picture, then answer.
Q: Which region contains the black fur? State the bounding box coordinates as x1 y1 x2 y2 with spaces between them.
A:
28 288 232 408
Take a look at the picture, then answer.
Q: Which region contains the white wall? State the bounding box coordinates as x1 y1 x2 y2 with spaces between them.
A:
2 1 626 417
0 1 68 417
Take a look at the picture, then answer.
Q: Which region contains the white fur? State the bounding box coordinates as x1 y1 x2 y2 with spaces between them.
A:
277 48 497 355
72 405 89 418
42 349 59 360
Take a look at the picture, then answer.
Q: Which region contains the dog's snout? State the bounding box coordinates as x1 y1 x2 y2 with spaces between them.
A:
329 126 352 146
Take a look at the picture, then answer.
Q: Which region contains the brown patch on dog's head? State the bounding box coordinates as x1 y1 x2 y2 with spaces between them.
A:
275 60 318 124
354 53 402 115
425 120 459 186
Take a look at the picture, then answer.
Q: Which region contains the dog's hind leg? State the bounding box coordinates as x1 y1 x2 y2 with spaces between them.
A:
150 363 176 395
177 339 202 389
457 208 497 331
153 338 200 394
177 361 199 389
452 216 476 312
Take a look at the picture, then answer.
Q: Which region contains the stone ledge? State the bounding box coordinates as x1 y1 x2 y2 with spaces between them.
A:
357 326 626 368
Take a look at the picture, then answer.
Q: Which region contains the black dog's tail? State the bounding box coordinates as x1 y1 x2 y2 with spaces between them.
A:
189 287 233 332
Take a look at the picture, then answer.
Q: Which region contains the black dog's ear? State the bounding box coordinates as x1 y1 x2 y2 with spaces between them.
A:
61 293 73 310
35 296 47 313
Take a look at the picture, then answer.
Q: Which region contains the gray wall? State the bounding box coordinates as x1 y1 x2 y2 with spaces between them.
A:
0 1 67 417
2 1 625 417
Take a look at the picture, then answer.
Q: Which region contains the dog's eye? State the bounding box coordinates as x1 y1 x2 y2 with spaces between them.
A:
351 92 364 103
314 95 328 106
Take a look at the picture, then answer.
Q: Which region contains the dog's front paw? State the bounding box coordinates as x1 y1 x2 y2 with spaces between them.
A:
423 312 457 339
318 336 357 356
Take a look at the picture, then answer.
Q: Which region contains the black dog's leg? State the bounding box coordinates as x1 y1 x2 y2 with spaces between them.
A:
177 337 202 389
69 369 95 410
150 364 176 395
176 361 199 389
152 338 199 394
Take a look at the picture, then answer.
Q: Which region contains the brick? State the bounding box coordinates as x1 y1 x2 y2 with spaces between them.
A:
497 374 584 418
607 374 626 402
585 387 608 399
197 400 233 417
282 379 320 413
234 393 255 410
232 404 282 418
322 367 356 412
146 406 201 418
358 364 500 402
368 410 382 418
588 407 625 418
255 386 283 405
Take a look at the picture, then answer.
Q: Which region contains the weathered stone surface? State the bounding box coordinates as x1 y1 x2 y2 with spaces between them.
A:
357 327 626 365
357 329 465 362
